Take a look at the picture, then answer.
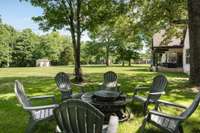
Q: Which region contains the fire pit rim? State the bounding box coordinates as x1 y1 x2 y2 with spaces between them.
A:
93 90 121 101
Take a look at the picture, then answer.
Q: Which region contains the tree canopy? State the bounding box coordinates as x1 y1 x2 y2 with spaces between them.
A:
21 0 130 82
0 22 73 67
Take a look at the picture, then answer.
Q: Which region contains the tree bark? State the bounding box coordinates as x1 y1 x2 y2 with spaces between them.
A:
121 52 125 66
74 0 83 82
128 59 131 66
152 38 156 66
106 45 110 66
188 0 200 85
68 0 83 83
122 60 125 66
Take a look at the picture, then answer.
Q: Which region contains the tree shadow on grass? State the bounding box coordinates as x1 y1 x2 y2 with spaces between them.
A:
183 119 200 132
0 67 199 133
135 127 164 133
0 76 58 95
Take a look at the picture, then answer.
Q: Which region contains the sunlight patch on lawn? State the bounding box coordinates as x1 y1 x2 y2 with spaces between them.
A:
0 93 15 100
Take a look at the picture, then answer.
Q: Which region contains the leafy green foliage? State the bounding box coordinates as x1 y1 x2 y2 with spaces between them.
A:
88 8 143 66
0 23 16 67
59 46 73 65
81 41 105 64
0 22 73 67
12 29 38 67
132 0 187 45
33 32 73 65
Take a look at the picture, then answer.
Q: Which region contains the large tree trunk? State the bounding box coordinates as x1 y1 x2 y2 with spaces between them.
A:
128 59 131 66
74 0 83 82
188 0 200 85
106 45 110 66
68 0 83 83
74 49 83 82
122 60 125 67
121 52 125 66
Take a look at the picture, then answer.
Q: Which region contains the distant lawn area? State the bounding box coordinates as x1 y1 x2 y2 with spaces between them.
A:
0 64 200 133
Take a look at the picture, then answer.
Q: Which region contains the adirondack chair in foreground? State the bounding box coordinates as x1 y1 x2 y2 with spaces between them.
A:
133 74 168 114
140 92 200 133
55 72 84 100
14 80 58 133
53 99 119 133
99 71 120 91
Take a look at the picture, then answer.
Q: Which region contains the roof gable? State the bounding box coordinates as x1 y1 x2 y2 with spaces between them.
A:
153 29 182 47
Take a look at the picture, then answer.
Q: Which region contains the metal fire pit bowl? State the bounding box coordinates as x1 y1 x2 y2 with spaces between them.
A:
81 91 131 123
93 90 121 101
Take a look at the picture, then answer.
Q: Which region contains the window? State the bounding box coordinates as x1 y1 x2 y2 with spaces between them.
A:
186 49 190 64
167 53 177 63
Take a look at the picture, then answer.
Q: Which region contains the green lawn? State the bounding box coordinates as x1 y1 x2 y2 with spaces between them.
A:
0 65 200 133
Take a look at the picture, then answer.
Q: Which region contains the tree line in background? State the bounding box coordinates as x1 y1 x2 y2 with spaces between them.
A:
0 19 144 68
0 21 73 67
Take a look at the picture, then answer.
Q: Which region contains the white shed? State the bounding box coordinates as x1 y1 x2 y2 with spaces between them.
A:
36 59 50 67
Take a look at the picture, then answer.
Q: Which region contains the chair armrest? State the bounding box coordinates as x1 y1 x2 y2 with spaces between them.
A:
149 110 185 120
72 83 86 93
107 115 119 133
24 104 59 111
134 85 149 91
99 83 120 87
148 91 165 95
116 83 121 91
72 83 86 87
29 95 56 104
29 95 55 99
157 100 187 109
133 85 149 95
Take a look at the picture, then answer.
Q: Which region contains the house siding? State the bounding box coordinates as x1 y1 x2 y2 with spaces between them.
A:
183 28 190 74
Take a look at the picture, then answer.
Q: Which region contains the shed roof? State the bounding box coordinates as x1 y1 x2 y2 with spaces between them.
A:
36 59 49 62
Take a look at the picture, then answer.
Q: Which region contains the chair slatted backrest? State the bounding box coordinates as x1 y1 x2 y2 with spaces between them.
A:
54 99 105 133
55 72 72 94
150 74 168 93
14 80 31 108
147 74 168 102
53 105 65 132
180 92 200 119
103 71 118 91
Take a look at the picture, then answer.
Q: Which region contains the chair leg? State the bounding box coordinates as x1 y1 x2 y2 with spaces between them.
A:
25 119 36 133
175 126 184 133
179 126 184 133
143 102 147 115
140 115 148 133
158 105 162 112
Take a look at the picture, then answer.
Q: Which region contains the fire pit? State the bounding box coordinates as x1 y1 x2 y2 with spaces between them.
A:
81 90 131 122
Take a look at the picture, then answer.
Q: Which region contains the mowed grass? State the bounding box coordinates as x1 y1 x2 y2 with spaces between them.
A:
0 64 200 133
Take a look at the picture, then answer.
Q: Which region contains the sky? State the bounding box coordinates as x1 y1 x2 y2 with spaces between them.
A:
0 0 43 33
0 0 90 41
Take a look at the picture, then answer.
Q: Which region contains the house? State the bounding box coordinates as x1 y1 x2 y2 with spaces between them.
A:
36 59 50 67
183 28 190 74
152 28 190 74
